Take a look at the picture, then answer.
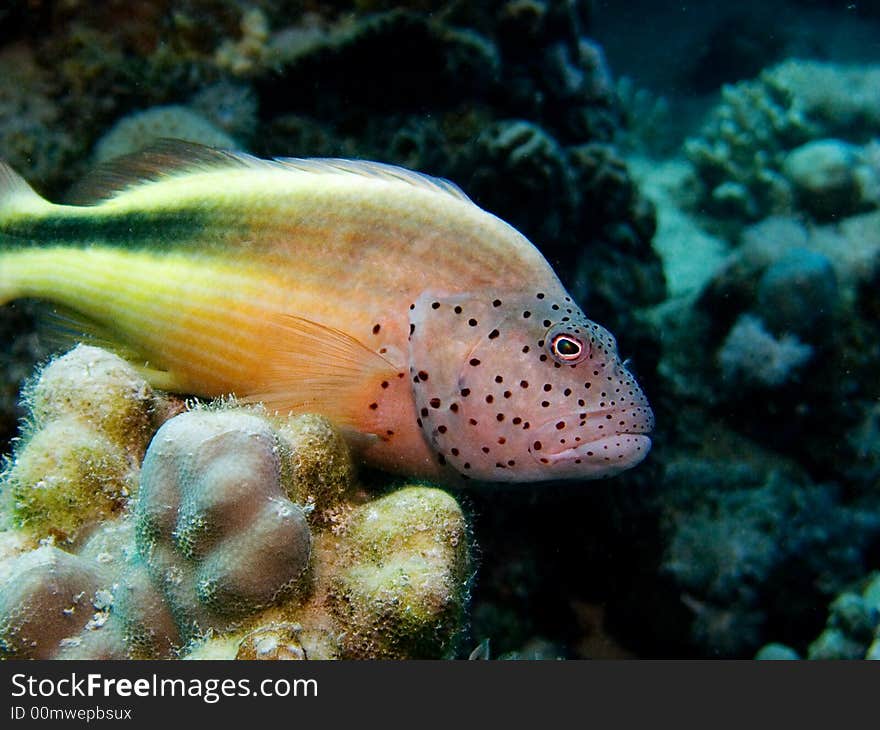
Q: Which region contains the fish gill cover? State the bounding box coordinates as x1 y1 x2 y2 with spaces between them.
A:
0 0 879 660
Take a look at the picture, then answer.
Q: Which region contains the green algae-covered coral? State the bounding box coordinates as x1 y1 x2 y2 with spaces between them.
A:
0 345 472 659
329 486 471 659
1 344 156 544
186 484 471 660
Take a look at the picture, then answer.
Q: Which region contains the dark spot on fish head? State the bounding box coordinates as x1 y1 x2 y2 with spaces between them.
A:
408 290 654 481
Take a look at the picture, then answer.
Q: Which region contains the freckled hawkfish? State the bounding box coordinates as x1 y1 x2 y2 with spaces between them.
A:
0 141 653 483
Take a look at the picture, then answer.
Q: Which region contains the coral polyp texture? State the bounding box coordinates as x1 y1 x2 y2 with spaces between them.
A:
136 410 313 628
1 345 157 544
0 346 471 660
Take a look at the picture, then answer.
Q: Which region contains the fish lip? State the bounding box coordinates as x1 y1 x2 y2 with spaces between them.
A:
528 408 653 467
528 433 652 468
531 408 653 454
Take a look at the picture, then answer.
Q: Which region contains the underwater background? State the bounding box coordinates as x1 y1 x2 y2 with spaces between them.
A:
1 0 880 659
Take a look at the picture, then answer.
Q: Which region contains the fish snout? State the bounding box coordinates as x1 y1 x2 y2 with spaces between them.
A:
527 404 653 476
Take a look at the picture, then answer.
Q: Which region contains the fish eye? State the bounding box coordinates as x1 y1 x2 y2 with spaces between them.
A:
549 332 588 364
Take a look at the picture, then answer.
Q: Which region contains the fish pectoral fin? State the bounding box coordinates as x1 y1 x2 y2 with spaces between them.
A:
240 313 400 427
37 305 132 355
133 365 188 393
337 426 382 454
36 304 187 392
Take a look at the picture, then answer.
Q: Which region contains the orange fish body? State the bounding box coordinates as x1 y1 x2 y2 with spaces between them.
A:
0 143 653 482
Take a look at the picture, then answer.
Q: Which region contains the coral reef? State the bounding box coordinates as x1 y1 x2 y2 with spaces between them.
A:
685 59 880 222
614 77 676 156
0 540 180 660
755 572 880 660
1 345 157 544
630 64 880 659
4 0 878 662
653 432 880 658
781 139 873 219
0 347 471 659
136 410 313 627
717 314 812 388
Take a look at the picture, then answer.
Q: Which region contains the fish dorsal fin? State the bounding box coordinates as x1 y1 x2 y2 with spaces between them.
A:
240 313 401 429
0 160 50 214
67 140 255 205
69 139 473 205
273 157 473 203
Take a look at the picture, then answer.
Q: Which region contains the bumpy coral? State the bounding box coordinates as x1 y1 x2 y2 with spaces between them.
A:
0 348 472 659
754 248 838 339
137 409 313 629
0 546 105 658
0 538 180 660
755 572 880 660
328 486 471 659
782 139 868 219
1 345 155 544
187 484 470 660
275 413 355 524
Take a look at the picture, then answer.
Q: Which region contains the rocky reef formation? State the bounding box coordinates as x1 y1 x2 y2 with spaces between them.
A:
0 346 471 659
685 59 880 223
625 53 880 658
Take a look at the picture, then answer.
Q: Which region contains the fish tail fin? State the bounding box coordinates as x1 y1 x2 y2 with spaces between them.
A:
0 160 53 305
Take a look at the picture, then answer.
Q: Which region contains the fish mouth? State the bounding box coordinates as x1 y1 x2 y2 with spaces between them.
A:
528 409 653 474
530 433 652 470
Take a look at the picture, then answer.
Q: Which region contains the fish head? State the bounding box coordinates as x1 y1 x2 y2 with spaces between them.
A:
409 290 654 482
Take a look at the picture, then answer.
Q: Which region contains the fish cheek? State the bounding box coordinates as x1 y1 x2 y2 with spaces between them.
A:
408 291 505 475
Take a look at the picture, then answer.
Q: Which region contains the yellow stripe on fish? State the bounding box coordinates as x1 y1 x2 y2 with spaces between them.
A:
0 141 653 483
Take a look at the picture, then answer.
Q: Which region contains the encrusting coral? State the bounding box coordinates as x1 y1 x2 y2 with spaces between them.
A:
1 345 158 544
136 410 314 629
0 345 472 660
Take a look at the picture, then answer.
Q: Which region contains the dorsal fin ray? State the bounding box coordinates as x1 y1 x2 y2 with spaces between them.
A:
0 160 51 214
273 157 473 203
67 139 473 206
66 140 254 205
